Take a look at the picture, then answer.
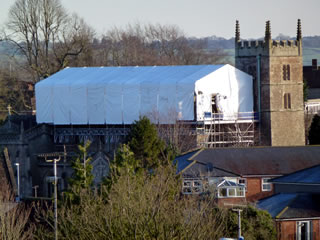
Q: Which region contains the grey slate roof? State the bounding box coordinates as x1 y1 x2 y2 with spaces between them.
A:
181 161 239 178
271 164 320 184
175 146 320 177
218 179 244 188
258 193 320 219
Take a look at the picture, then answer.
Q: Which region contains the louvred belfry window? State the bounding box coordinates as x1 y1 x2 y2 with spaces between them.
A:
283 65 291 80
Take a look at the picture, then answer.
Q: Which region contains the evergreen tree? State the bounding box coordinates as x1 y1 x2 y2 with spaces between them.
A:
113 144 138 173
65 141 94 203
103 144 138 191
128 116 167 169
309 114 320 144
104 117 175 192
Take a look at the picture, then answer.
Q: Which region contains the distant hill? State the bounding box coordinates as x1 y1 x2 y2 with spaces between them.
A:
1 35 320 66
203 35 320 49
203 35 320 66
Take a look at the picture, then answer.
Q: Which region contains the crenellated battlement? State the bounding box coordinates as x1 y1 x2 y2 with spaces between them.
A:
235 19 302 57
236 39 302 57
237 39 299 48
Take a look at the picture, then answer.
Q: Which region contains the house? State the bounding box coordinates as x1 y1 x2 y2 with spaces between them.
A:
304 59 320 114
258 164 320 240
175 146 320 205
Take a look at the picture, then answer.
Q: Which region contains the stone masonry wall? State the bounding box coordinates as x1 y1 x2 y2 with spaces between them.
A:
236 38 305 146
268 54 305 146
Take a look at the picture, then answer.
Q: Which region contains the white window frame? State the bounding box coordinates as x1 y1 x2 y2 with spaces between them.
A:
261 178 272 192
236 187 245 197
238 178 247 188
182 179 203 195
296 221 311 240
217 187 245 198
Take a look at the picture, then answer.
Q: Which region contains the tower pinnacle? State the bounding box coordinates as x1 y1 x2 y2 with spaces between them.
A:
235 20 240 42
297 19 302 41
265 20 271 42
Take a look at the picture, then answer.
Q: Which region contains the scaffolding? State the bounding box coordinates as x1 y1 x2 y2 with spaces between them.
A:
196 112 259 148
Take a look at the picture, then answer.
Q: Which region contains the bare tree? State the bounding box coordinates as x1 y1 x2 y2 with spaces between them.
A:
146 109 198 154
35 165 227 240
0 183 33 240
96 23 227 67
0 67 32 119
3 0 94 82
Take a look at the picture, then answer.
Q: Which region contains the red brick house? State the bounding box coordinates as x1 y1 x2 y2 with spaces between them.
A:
258 164 320 240
175 146 320 205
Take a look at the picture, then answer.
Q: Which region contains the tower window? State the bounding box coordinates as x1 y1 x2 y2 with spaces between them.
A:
284 93 291 109
283 65 290 80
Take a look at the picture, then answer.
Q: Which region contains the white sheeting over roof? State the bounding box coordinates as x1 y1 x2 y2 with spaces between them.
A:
35 64 253 125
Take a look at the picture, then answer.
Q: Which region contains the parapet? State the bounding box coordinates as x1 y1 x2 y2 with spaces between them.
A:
236 39 302 57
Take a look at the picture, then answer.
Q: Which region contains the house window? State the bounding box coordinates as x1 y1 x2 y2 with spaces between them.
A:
182 179 203 194
283 64 290 80
236 188 245 197
183 187 192 194
219 188 227 197
284 93 291 109
228 188 236 197
238 178 247 187
238 178 247 192
262 178 272 191
297 221 311 240
217 187 245 198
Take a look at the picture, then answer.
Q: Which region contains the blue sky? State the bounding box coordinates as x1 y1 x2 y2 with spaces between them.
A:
1 0 320 39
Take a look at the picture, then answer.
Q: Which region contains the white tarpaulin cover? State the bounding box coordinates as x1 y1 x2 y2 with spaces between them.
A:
35 64 253 125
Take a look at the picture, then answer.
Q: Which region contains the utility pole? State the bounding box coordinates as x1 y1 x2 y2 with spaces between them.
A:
39 153 63 240
232 209 243 239
47 157 60 240
33 185 39 198
15 163 20 201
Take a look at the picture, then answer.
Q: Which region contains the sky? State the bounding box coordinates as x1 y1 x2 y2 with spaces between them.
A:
1 0 320 39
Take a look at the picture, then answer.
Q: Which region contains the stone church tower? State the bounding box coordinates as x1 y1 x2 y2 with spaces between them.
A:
235 20 305 146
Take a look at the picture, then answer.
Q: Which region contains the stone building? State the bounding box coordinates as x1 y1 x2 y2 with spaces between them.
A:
258 165 320 240
235 20 305 146
0 115 111 198
176 146 320 205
